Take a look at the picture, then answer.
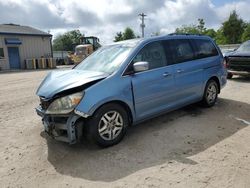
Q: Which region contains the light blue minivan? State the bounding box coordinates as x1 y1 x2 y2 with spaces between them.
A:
36 34 227 147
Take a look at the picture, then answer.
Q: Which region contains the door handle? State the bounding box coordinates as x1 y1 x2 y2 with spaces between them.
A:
163 72 171 77
177 69 184 73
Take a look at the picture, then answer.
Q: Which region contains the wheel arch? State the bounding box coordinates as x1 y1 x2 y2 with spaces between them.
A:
91 100 134 125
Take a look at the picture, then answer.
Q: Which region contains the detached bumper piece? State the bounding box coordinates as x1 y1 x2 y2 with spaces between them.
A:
36 106 81 144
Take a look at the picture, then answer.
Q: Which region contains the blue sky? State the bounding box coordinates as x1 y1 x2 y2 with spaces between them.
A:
0 0 249 43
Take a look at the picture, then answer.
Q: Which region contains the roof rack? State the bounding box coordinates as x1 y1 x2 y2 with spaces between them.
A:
168 33 204 36
3 23 20 26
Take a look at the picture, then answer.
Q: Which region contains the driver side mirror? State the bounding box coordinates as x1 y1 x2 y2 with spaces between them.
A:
133 61 149 73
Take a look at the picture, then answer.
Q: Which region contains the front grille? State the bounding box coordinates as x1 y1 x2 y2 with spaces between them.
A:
228 56 250 62
228 56 250 71
40 97 51 110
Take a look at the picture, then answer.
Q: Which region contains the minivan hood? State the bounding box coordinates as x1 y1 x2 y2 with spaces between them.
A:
36 69 108 99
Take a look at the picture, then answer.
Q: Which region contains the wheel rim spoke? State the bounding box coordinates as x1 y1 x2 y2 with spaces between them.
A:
109 130 113 140
111 112 118 120
100 116 108 126
100 129 109 136
104 113 111 121
99 123 108 134
113 126 122 134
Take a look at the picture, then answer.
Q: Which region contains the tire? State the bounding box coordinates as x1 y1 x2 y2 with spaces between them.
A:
86 103 129 147
227 73 233 79
202 79 219 107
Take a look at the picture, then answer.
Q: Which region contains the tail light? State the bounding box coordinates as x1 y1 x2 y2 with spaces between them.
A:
223 57 228 68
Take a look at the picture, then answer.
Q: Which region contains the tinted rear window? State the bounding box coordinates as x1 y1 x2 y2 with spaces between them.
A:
192 39 218 59
163 39 195 64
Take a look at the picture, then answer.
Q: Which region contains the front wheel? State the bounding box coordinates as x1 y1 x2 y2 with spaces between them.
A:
86 103 129 147
202 80 219 107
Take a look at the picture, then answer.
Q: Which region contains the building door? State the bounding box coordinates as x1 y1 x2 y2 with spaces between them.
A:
8 47 20 69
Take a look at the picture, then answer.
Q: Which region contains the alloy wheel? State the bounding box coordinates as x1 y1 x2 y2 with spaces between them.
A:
98 111 124 141
206 83 217 104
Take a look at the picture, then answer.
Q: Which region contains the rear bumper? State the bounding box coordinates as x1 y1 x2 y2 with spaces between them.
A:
228 70 250 76
36 106 82 144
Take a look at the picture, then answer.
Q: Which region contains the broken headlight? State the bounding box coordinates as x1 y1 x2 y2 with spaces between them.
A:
46 92 83 114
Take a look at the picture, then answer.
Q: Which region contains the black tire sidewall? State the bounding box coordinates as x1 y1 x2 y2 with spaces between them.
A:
87 103 129 147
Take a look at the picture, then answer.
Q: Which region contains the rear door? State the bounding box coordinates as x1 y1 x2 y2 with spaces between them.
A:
164 39 204 104
129 41 176 120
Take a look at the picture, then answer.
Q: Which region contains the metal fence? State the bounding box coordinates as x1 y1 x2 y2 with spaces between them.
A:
219 44 240 50
53 51 68 59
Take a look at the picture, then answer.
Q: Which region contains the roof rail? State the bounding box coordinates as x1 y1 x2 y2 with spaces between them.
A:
168 33 204 36
3 23 20 26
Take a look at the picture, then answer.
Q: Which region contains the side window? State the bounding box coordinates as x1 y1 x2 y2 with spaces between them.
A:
164 39 195 64
132 42 167 70
0 48 4 59
193 39 218 59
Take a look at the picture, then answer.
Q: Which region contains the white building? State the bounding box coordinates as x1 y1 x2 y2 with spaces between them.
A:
0 24 52 70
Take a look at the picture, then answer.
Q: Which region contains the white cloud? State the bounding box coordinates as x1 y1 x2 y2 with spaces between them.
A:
1 0 250 44
216 0 250 22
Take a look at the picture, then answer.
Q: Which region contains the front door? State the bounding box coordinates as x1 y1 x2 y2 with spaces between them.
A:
130 41 176 120
8 47 20 69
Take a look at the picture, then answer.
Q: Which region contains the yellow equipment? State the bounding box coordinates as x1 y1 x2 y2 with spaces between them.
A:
71 36 101 64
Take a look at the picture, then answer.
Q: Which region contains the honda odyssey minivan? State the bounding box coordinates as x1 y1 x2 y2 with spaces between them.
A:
36 34 227 147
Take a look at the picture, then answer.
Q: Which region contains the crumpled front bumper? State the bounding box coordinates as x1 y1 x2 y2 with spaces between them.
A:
36 106 81 144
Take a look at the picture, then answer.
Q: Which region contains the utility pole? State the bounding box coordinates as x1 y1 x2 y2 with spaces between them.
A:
139 13 147 38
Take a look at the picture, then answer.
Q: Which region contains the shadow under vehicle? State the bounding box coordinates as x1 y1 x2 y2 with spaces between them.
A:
42 98 250 182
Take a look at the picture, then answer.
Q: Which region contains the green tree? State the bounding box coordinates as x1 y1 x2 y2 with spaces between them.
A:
175 24 200 35
113 27 136 42
197 18 206 33
204 29 217 39
53 30 83 51
222 10 245 44
174 18 238 44
241 23 250 42
122 27 136 40
114 32 123 42
69 30 83 44
215 29 227 44
175 18 207 35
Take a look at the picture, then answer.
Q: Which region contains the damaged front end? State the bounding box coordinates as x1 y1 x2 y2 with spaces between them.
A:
36 94 86 144
35 69 108 144
36 106 81 144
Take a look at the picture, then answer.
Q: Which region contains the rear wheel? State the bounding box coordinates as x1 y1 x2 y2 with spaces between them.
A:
86 103 129 147
202 79 219 107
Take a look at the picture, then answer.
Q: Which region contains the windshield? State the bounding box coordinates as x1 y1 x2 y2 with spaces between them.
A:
75 44 132 74
237 41 250 52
